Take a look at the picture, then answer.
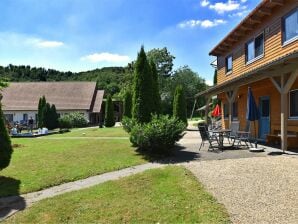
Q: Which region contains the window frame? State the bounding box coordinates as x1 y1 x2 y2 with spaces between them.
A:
282 8 298 46
245 31 265 65
289 89 298 119
225 54 233 75
232 101 238 120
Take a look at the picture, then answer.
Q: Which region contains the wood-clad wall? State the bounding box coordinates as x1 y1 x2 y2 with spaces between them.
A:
218 78 298 138
217 0 298 85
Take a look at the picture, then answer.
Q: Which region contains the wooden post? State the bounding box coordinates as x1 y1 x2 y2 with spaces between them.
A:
225 88 238 128
205 96 211 124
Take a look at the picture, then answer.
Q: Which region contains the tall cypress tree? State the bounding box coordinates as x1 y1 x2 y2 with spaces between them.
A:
42 103 51 129
104 94 115 127
173 85 187 123
213 69 217 85
149 60 161 115
38 96 46 128
50 104 59 129
132 46 154 123
0 103 13 170
123 90 132 118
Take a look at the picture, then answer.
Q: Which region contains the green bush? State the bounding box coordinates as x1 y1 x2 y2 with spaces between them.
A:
128 115 186 155
122 117 137 133
58 116 72 129
59 112 88 128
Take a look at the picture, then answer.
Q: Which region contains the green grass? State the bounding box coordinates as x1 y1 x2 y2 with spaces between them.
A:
5 166 230 224
0 138 145 197
47 127 129 138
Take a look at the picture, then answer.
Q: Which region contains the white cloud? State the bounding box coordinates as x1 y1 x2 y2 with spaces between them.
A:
80 52 130 63
200 0 210 7
209 0 240 14
35 40 64 48
240 0 247 2
178 19 226 28
228 9 250 17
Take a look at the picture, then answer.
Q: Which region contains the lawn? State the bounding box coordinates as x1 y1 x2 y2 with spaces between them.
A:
46 127 129 138
5 166 230 223
0 137 145 197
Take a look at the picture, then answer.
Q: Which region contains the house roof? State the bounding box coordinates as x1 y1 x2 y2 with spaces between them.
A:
0 82 104 112
91 90 104 113
210 0 285 56
196 50 298 98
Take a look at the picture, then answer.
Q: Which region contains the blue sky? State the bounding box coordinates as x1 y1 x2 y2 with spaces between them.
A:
0 0 260 84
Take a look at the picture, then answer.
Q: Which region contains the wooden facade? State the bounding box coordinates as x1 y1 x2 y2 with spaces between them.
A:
197 0 298 151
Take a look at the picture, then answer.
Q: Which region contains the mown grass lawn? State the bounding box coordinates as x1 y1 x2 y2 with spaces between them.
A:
47 127 129 138
0 137 145 197
5 166 230 224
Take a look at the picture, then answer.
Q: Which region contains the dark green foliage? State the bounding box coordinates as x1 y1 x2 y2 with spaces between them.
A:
0 104 13 170
58 116 72 129
149 60 161 115
147 47 175 77
104 95 115 127
213 69 217 85
38 96 46 128
128 115 186 155
173 85 187 124
123 90 132 118
58 112 88 128
121 117 137 133
132 46 154 123
50 104 59 129
42 103 52 129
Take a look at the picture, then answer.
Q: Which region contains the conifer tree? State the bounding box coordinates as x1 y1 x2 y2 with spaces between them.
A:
123 90 132 118
42 103 51 129
132 46 154 123
38 96 46 128
149 60 161 115
104 94 115 127
50 104 59 129
173 85 187 123
0 103 13 170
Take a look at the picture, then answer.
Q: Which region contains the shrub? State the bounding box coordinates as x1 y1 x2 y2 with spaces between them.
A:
58 116 72 129
129 115 186 155
59 112 88 128
0 103 13 170
122 117 137 133
104 94 115 127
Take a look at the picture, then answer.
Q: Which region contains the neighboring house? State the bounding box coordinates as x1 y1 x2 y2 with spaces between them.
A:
196 0 298 151
0 82 104 125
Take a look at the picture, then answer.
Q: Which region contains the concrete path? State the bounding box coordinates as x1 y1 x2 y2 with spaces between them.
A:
0 163 164 221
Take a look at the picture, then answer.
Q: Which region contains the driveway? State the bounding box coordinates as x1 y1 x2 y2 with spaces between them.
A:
185 156 298 224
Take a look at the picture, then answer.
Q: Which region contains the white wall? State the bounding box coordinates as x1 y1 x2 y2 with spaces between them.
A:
4 110 90 123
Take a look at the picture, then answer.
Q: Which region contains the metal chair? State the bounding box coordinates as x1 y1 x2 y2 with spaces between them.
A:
229 121 240 141
198 124 219 151
236 121 252 148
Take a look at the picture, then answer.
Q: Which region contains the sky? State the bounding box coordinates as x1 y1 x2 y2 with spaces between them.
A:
0 0 260 85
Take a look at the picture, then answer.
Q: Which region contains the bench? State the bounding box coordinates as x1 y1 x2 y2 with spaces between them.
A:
266 130 298 149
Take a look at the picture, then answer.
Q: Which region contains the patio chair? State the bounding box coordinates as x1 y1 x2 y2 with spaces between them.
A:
229 121 240 141
198 124 219 151
236 121 252 148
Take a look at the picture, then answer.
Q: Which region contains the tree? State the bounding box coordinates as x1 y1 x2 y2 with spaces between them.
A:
147 47 175 77
173 85 187 123
50 104 59 129
104 94 115 127
42 103 52 129
0 103 13 170
38 96 46 128
149 60 161 115
132 46 154 123
123 90 132 118
213 69 217 85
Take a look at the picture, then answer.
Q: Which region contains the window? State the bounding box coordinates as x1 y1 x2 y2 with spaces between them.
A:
245 33 264 63
282 8 298 44
289 89 298 118
225 55 232 73
223 103 229 118
4 114 13 122
232 102 238 120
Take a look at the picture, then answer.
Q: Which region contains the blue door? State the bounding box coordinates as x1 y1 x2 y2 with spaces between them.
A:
259 96 270 139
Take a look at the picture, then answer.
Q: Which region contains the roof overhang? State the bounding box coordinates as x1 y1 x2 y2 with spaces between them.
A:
196 51 298 98
210 0 285 56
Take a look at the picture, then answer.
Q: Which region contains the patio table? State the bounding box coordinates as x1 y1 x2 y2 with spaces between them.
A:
211 129 232 150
